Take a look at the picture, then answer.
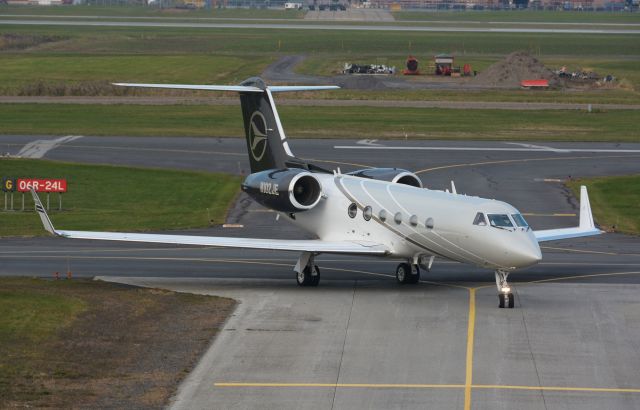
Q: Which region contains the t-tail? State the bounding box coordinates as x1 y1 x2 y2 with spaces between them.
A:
114 78 339 173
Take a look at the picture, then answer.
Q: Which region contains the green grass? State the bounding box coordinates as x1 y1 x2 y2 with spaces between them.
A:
0 278 87 402
0 281 86 343
0 54 274 94
2 24 639 56
567 175 640 235
0 103 639 142
0 5 305 19
393 10 640 23
0 159 242 236
0 277 235 407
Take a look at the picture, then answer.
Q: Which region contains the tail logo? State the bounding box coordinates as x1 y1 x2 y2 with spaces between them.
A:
249 111 268 162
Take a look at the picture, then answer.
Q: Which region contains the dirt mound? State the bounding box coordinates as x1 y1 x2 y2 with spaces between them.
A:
472 51 560 88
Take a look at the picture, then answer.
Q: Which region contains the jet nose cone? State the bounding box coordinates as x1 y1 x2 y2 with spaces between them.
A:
512 238 542 268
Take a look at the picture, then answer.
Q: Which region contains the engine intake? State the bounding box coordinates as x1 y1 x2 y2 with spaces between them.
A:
347 168 422 188
242 168 323 213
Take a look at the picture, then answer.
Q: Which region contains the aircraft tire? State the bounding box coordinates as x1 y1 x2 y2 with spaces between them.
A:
297 265 320 287
508 293 515 308
396 263 411 284
310 265 321 287
498 294 506 308
407 264 420 284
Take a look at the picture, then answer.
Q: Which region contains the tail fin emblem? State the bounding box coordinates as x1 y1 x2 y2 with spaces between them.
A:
249 111 268 162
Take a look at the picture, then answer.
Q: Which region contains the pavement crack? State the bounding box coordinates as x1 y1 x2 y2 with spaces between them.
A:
331 279 357 410
519 291 549 410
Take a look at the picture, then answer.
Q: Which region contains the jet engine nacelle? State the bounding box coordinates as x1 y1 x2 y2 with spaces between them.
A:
242 168 323 213
347 168 423 188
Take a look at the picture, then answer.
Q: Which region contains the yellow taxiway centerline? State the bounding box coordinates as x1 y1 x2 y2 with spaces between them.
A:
464 289 476 410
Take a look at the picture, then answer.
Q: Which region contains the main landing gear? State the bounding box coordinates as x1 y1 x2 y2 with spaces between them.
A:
495 270 515 309
396 262 420 284
294 252 320 287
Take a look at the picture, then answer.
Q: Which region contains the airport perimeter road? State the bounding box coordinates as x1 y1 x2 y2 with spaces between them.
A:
1 19 640 34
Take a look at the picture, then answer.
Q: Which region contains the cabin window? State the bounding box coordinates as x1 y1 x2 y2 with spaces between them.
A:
363 206 372 221
512 214 529 228
379 209 387 222
409 215 418 226
348 203 357 218
394 212 403 224
473 212 487 226
488 214 514 228
425 217 434 229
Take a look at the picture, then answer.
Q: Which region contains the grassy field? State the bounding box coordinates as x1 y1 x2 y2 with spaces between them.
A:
393 10 640 23
2 24 638 56
0 4 305 19
0 54 274 95
0 159 242 236
0 103 638 141
568 175 640 235
0 277 235 408
0 23 638 103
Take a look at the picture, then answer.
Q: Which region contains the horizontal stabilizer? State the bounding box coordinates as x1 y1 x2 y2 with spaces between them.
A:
112 83 264 92
534 185 602 242
112 83 340 93
268 86 340 92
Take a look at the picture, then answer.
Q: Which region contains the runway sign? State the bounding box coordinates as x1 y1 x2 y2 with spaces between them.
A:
16 178 67 193
2 178 15 192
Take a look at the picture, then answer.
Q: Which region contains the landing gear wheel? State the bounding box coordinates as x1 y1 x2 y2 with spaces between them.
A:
407 264 420 284
310 265 320 287
396 263 410 284
495 269 515 309
297 264 320 287
396 263 420 284
498 293 515 309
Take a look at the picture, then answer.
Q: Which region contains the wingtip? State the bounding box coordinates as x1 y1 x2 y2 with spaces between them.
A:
579 185 597 231
30 188 57 235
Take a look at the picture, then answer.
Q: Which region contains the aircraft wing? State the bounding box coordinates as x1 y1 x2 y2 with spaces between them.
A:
534 185 603 242
30 190 388 256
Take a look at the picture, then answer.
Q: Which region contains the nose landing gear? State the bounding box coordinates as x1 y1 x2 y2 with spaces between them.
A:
495 270 515 308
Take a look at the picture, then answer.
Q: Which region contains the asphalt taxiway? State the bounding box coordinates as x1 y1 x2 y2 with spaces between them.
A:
2 135 640 409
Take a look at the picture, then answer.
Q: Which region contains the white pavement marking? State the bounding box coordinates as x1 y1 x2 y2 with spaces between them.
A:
356 139 383 146
506 142 571 153
16 135 83 159
334 144 640 153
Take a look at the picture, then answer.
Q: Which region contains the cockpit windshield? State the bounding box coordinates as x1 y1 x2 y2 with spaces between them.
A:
473 212 487 226
511 213 529 228
488 214 514 228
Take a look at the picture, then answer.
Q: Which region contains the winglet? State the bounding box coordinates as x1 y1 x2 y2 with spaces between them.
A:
30 189 57 235
579 185 596 230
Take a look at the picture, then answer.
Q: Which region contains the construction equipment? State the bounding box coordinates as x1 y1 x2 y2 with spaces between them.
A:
403 56 420 75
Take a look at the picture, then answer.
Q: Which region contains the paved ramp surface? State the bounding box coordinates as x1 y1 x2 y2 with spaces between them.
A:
96 276 640 410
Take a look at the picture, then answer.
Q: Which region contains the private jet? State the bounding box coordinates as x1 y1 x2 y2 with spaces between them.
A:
31 77 602 308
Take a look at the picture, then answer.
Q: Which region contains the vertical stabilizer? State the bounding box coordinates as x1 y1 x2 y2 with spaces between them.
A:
238 77 296 173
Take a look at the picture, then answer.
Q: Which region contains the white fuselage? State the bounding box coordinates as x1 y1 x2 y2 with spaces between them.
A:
287 173 542 271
